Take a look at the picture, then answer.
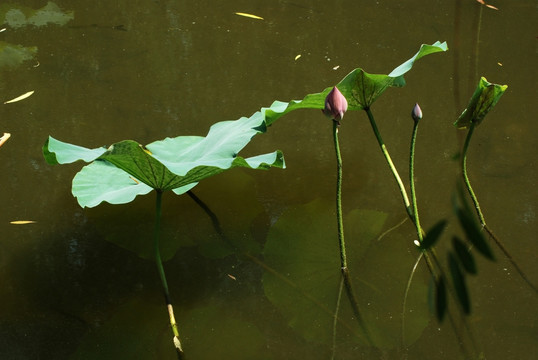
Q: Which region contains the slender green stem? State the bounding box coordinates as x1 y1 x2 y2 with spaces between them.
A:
154 190 184 358
461 123 485 225
363 108 481 355
409 119 423 243
462 124 538 293
365 108 412 218
333 122 347 270
332 121 373 344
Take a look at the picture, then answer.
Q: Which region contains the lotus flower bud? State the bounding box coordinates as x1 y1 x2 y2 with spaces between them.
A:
323 86 348 123
411 103 422 122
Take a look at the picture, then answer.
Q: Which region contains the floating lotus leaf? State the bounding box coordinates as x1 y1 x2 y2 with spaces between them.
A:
263 41 448 125
43 110 285 208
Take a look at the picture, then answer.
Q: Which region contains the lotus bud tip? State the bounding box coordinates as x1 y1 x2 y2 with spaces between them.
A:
323 86 348 123
411 103 422 122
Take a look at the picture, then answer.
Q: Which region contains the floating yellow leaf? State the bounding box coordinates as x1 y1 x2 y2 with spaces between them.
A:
4 91 35 104
476 0 499 10
497 62 503 66
294 54 301 61
0 133 10 148
10 220 37 225
235 12 264 20
332 65 340 70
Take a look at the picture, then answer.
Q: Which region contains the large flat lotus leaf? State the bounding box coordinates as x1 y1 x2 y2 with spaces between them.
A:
262 199 389 346
98 140 285 192
45 135 284 208
98 140 189 191
454 77 508 129
263 41 448 125
146 113 268 175
72 158 197 208
167 150 285 196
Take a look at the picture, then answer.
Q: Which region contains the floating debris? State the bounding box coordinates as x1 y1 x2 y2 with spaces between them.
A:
235 12 264 20
294 54 301 61
0 132 10 147
10 220 37 225
4 90 34 104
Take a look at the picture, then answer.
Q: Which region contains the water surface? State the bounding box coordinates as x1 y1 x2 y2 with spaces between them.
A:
0 1 536 359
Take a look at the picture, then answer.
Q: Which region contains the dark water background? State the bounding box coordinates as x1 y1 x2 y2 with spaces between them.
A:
0 1 536 359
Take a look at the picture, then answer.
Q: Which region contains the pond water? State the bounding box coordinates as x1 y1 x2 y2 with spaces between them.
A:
0 1 536 359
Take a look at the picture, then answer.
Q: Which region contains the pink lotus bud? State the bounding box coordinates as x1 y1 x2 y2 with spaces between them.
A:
411 103 422 122
323 86 348 122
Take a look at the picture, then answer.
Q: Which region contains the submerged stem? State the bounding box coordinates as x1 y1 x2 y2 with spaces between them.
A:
331 276 344 360
154 190 184 358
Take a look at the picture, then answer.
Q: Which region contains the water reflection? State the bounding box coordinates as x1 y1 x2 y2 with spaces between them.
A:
2 2 74 28
0 0 537 359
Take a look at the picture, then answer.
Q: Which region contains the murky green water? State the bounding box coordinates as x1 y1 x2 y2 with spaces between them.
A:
1 1 536 359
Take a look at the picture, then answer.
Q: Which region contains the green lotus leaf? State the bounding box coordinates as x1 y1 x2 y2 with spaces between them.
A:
147 112 269 175
72 160 154 208
43 136 107 165
263 41 448 125
387 41 449 78
454 77 508 129
44 111 285 208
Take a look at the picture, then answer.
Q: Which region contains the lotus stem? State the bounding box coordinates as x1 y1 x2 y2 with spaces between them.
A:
364 108 413 219
332 122 347 270
461 123 484 225
154 190 184 358
462 123 538 293
409 118 423 243
332 121 373 344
